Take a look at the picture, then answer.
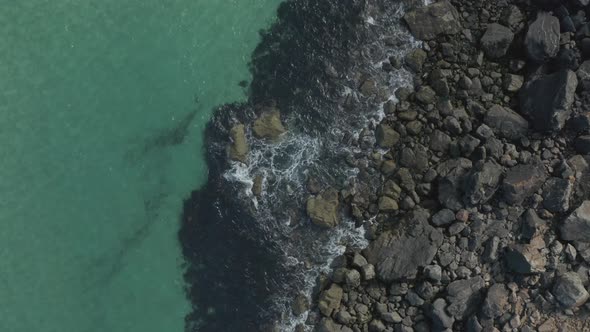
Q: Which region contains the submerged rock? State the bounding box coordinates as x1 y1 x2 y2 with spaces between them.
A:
253 110 286 140
229 124 249 163
403 0 461 40
307 189 340 228
519 70 578 132
364 209 443 281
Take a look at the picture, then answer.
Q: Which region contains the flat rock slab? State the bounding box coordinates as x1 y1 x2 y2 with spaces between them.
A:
403 1 461 40
365 209 443 282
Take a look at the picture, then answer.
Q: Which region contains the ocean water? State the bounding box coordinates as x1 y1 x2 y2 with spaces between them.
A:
0 1 280 332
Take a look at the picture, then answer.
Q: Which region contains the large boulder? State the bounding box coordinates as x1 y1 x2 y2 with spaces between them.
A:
505 243 547 274
318 284 343 317
480 23 514 59
307 189 340 228
542 177 573 213
229 124 249 163
446 277 485 319
253 110 286 139
525 12 560 63
403 1 461 40
464 161 504 205
501 162 546 204
481 284 510 319
364 209 443 281
553 272 589 308
560 201 590 242
484 104 528 140
376 123 400 148
519 70 578 132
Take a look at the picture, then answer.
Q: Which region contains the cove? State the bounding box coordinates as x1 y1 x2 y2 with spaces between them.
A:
0 1 280 332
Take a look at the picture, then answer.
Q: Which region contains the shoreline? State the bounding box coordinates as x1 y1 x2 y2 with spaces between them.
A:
181 0 590 331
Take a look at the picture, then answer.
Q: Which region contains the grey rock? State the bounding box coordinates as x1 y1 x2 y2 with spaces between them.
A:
574 135 590 154
307 189 340 228
292 293 310 316
576 60 590 90
403 1 461 40
446 277 485 319
415 86 436 104
427 298 454 330
480 23 514 59
505 243 546 274
378 196 399 212
253 110 286 139
361 264 376 281
351 253 368 269
519 70 578 132
525 12 560 63
345 269 361 288
405 49 427 72
542 177 573 213
369 320 386 332
376 124 401 148
503 74 524 92
502 162 546 204
318 284 343 317
482 284 509 319
430 130 452 152
424 265 442 282
432 208 455 227
560 201 590 242
381 311 402 324
315 318 343 332
335 310 354 325
484 104 528 141
229 124 249 163
365 209 443 281
464 161 504 205
553 272 589 308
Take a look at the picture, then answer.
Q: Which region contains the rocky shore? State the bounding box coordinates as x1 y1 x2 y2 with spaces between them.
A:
183 0 590 331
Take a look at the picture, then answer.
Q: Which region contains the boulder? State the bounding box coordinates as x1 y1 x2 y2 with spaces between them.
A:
318 284 343 317
315 318 343 332
525 12 560 63
364 209 443 281
577 60 590 90
553 272 589 308
229 124 249 163
432 208 456 227
503 74 524 92
574 135 590 154
437 158 473 210
376 124 400 148
484 104 528 140
292 293 309 316
519 70 578 132
403 1 461 40
405 49 427 72
415 86 436 104
378 196 399 212
481 284 510 319
501 162 546 204
560 201 590 242
542 177 573 213
426 298 455 330
307 189 340 228
464 161 504 205
480 23 514 58
505 243 546 274
446 277 485 319
253 110 286 139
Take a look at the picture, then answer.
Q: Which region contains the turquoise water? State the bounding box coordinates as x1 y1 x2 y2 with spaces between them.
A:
0 1 280 331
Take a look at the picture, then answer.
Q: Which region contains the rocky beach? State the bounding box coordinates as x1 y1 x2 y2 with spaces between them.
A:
181 0 590 331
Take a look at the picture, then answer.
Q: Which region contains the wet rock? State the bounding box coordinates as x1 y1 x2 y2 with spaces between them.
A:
501 162 546 204
525 12 560 63
307 189 340 228
484 104 528 140
318 284 343 317
399 144 429 172
345 269 361 288
430 130 452 152
519 70 578 132
426 298 454 330
482 284 510 319
446 277 485 319
292 293 310 316
378 196 399 212
376 124 400 148
368 320 385 332
253 110 286 139
403 0 461 40
252 175 263 197
464 161 504 205
560 201 590 242
365 209 443 281
229 124 248 163
480 23 514 59
553 272 589 308
405 48 427 72
542 177 572 213
415 86 436 104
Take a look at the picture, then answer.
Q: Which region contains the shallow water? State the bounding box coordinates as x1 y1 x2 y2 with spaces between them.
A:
0 1 279 331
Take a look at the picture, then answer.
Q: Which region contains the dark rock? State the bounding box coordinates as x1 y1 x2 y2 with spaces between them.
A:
553 272 589 308
555 48 578 71
574 135 590 154
525 12 560 63
446 277 485 319
437 158 472 210
399 144 429 172
502 162 546 204
542 177 573 213
364 209 443 281
560 200 590 242
519 70 578 132
481 23 514 59
521 209 547 242
577 60 590 90
464 161 504 205
426 298 454 330
432 208 456 227
292 293 310 316
307 189 340 228
430 130 452 152
253 110 286 139
229 124 248 163
481 284 510 319
505 243 546 274
405 49 427 72
484 104 528 140
376 124 400 148
403 1 461 40
416 86 436 104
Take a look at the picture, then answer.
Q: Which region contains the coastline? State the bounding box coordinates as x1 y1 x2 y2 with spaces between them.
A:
181 0 590 331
